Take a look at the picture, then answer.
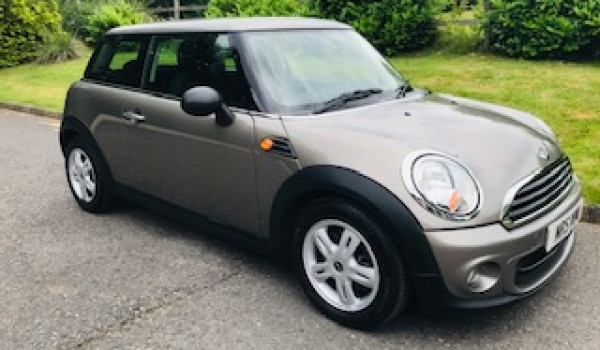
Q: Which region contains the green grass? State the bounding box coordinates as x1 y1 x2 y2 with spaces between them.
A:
0 55 89 111
390 53 600 204
0 53 598 203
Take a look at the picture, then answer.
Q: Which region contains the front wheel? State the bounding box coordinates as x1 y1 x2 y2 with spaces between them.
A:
65 137 114 213
293 197 409 329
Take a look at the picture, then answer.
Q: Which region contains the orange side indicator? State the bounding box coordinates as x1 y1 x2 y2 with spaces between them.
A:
449 190 461 213
260 137 274 151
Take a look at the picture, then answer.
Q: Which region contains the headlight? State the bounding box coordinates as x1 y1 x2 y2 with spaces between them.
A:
402 151 482 221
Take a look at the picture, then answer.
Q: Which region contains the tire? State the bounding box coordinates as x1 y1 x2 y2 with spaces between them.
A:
293 197 409 329
64 136 115 213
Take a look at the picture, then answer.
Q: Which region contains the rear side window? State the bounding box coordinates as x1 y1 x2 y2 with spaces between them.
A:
85 36 149 88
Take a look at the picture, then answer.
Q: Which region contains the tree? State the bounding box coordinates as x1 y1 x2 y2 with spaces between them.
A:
84 0 150 46
0 0 62 67
310 0 439 54
204 0 308 18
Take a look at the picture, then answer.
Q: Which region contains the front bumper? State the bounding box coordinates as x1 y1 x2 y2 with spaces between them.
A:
413 179 582 309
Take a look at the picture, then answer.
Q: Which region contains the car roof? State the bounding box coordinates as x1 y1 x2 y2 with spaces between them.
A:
106 17 351 36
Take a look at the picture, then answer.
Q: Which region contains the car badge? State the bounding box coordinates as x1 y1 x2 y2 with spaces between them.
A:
538 145 550 161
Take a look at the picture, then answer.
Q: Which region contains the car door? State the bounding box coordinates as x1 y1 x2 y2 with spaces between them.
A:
109 33 259 234
82 35 151 174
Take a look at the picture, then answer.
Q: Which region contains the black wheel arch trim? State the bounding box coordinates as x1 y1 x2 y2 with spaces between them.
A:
60 116 93 153
59 116 114 181
269 165 441 276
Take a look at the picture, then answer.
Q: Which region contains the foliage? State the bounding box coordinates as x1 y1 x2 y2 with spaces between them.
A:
36 30 81 64
59 0 99 37
84 0 150 46
205 0 309 17
483 0 600 60
435 6 483 54
435 22 482 54
140 0 207 6
310 0 440 55
0 0 62 68
138 0 208 19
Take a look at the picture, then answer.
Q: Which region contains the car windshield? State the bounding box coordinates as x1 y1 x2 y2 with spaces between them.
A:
241 29 407 115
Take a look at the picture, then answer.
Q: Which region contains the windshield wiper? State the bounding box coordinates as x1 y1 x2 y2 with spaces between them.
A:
313 89 383 114
395 83 413 99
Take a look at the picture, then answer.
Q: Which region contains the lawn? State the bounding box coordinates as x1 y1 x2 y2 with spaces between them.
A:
0 52 598 203
0 55 89 111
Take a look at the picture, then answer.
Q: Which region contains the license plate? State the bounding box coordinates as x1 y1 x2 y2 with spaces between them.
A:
545 202 582 252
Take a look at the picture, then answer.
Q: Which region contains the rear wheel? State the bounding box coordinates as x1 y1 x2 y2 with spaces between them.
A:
65 137 114 213
293 197 409 329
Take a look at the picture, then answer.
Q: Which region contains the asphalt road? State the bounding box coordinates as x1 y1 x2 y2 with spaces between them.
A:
1 109 599 349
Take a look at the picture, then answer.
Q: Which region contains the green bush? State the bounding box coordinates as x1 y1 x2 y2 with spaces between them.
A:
0 0 62 68
204 0 309 17
310 0 439 55
36 30 81 64
483 0 600 60
435 6 483 54
436 22 483 54
59 0 98 38
84 0 150 46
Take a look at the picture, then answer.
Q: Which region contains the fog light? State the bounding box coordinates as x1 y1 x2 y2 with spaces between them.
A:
465 262 501 293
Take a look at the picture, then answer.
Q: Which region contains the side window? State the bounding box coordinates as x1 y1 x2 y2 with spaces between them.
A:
145 33 256 110
86 36 148 88
146 37 183 92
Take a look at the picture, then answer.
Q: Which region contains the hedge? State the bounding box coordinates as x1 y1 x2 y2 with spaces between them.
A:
483 0 600 60
0 0 62 68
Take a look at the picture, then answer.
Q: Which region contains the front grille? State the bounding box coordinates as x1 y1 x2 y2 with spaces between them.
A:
505 157 573 226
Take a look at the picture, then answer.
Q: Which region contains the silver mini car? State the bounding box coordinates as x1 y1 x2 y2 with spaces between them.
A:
60 18 582 328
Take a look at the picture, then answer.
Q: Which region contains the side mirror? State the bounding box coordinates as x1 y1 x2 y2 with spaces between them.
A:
181 87 235 127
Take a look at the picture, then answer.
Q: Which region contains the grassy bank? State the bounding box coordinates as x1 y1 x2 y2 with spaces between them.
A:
0 56 89 111
0 52 598 202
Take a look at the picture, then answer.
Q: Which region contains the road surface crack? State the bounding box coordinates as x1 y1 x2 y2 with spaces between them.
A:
63 267 243 349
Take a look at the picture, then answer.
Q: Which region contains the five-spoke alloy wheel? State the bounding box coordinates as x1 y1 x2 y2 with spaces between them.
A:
65 137 114 213
294 197 409 329
68 148 97 203
303 219 380 312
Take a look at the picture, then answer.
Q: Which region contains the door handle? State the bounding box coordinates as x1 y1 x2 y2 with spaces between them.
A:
123 110 146 123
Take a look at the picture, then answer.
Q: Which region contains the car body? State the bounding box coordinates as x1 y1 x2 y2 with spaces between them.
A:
60 17 582 328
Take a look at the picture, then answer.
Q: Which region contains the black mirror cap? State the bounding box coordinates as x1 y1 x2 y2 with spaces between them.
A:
181 86 235 127
181 86 221 117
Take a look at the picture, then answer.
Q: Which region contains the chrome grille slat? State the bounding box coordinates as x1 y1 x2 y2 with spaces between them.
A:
511 167 571 208
505 157 573 226
514 161 570 199
509 174 571 220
